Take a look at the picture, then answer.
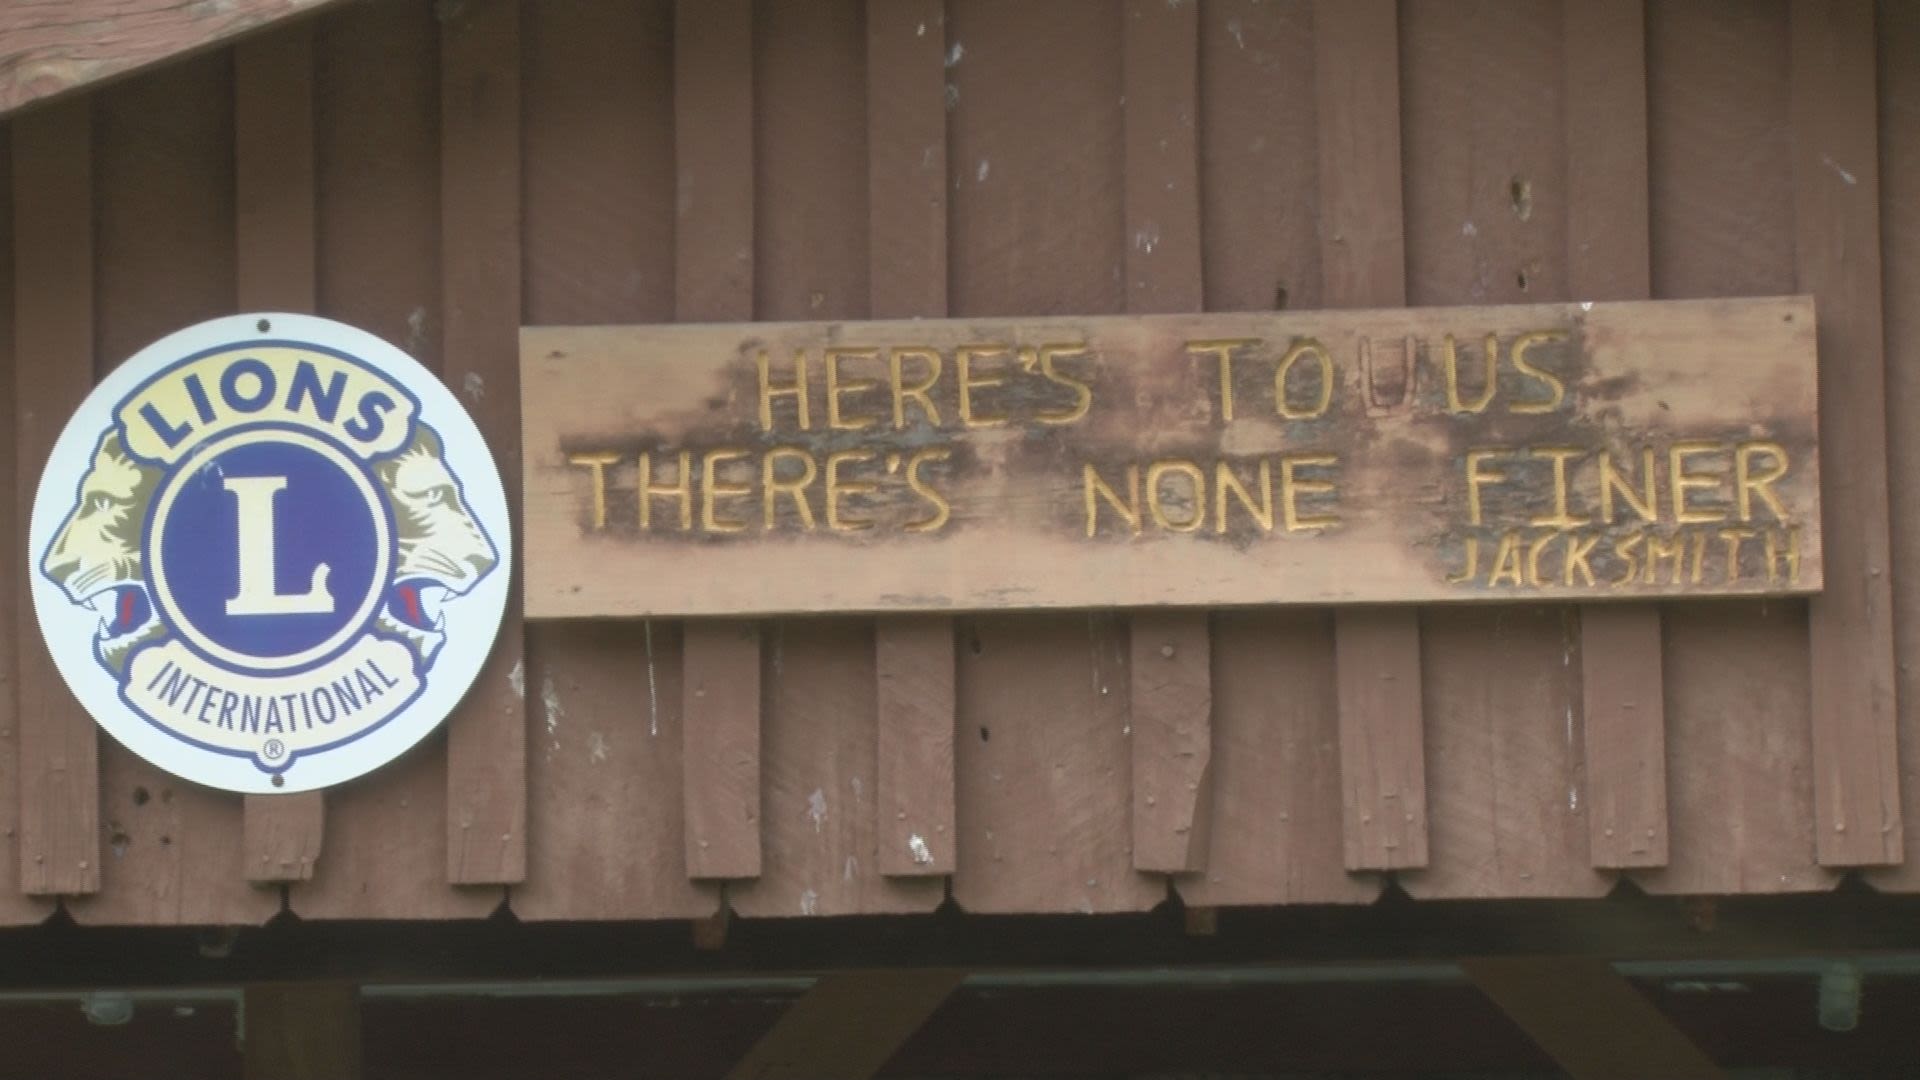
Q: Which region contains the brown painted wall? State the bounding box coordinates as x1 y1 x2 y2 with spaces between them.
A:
0 0 1914 925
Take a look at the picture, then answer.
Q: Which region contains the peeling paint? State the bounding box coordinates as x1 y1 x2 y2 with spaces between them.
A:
644 620 660 737
807 788 828 833
909 834 933 865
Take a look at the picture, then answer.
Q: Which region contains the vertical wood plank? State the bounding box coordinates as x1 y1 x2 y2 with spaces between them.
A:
244 983 362 1080
682 620 762 880
12 98 99 899
236 22 327 886
868 0 957 883
947 0 1159 915
1120 0 1211 877
1178 0 1376 908
513 0 716 921
295 0 500 920
0 127 50 925
69 55 280 926
876 617 955 877
1638 0 1830 896
441 0 527 886
1564 0 1668 872
729 0 940 917
676 0 761 884
1871 0 1920 893
1792 0 1901 868
1395 0 1606 900
1315 0 1428 874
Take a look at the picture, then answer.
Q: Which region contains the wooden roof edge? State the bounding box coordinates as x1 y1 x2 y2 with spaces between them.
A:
0 0 356 119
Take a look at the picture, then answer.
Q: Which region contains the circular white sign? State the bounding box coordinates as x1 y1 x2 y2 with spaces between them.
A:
29 313 511 793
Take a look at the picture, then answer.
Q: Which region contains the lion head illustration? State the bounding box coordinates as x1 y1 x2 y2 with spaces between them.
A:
371 427 500 667
41 431 165 675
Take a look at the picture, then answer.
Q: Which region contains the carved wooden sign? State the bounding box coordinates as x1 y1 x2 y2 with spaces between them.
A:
520 296 1819 618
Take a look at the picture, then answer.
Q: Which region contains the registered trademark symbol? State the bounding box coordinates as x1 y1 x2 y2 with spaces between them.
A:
262 738 286 762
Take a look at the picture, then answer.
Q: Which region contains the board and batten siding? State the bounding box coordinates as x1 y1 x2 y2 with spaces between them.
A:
0 0 1910 924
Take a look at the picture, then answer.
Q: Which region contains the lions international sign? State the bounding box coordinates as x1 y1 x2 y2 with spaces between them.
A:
521 297 1820 618
30 314 510 794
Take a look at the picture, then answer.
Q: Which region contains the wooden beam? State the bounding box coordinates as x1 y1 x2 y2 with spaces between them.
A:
675 0 762 884
13 97 101 897
1121 0 1212 877
1316 0 1427 874
243 983 361 1080
236 22 326 886
1463 957 1724 1079
724 971 961 1080
0 0 351 118
440 0 527 886
1793 0 1902 868
869 0 956 882
1563 0 1667 872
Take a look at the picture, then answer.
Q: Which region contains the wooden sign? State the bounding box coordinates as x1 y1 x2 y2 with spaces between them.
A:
520 297 1820 618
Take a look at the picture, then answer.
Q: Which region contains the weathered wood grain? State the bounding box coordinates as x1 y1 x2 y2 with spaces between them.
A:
727 0 941 918
235 22 326 886
1120 0 1213 878
1129 613 1212 874
1316 0 1427 875
876 616 955 877
512 0 715 922
682 620 762 881
675 0 762 888
524 299 1822 617
440 0 527 887
1565 0 1668 873
0 123 52 925
293 0 498 920
1869 0 1920 893
867 0 956 882
1636 0 1835 897
1394 0 1607 900
12 96 100 898
0 0 350 117
243 982 361 1080
1462 958 1726 1079
1792 0 1901 868
722 971 962 1080
68 55 278 925
1177 0 1376 909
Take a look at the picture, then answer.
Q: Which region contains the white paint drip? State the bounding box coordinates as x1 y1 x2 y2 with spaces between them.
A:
916 21 926 36
644 620 660 737
541 673 564 741
909 834 933 865
507 659 525 699
1134 224 1160 254
945 42 965 67
945 83 960 112
463 371 485 402
976 159 990 183
1823 153 1858 187
807 789 828 833
844 855 859 881
587 731 608 764
850 776 864 800
799 888 819 916
1226 16 1246 49
405 306 429 355
1461 221 1479 238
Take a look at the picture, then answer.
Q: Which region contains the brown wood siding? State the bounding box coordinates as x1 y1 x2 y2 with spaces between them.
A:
0 0 1909 924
